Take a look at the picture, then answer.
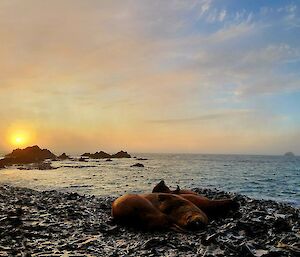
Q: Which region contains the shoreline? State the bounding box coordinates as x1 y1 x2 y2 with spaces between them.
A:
0 186 299 257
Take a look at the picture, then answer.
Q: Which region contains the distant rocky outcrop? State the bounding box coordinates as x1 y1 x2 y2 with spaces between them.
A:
131 163 144 167
284 152 295 157
81 150 131 159
57 153 70 160
111 151 131 158
0 145 56 167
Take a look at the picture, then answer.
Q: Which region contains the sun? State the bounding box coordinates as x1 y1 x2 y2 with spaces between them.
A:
15 137 23 144
9 132 30 147
5 124 35 149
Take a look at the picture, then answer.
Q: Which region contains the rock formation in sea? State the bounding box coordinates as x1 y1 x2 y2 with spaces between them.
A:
81 150 131 159
0 145 56 167
284 152 295 157
111 151 131 158
131 163 144 167
57 153 70 160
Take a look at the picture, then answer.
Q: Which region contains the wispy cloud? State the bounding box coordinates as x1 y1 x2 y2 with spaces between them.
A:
147 109 254 124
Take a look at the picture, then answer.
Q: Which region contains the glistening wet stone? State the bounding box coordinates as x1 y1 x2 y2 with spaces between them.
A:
0 185 299 256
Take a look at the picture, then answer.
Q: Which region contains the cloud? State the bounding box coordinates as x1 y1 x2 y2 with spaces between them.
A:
147 109 253 124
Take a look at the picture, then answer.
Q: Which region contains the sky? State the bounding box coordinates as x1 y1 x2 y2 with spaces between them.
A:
0 0 300 155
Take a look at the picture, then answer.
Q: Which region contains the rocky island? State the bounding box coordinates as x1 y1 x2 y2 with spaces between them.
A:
0 146 56 167
0 185 298 257
81 150 131 159
284 152 295 157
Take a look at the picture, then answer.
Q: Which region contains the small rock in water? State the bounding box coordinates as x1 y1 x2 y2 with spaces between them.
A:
130 163 144 167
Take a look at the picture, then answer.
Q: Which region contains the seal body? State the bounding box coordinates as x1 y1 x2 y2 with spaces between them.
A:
111 194 171 230
179 194 239 217
112 193 208 231
152 181 239 217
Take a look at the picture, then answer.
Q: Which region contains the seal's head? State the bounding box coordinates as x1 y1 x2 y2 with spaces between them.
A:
155 193 208 230
184 213 207 230
152 180 171 193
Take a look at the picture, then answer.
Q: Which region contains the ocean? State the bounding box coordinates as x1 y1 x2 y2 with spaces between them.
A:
0 153 299 207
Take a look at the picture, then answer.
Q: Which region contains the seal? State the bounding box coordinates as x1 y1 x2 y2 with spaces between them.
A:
112 193 208 231
153 181 239 217
179 193 239 217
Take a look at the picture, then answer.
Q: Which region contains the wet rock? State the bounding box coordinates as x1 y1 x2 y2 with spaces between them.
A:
130 163 144 167
78 157 88 162
106 159 113 162
136 158 148 161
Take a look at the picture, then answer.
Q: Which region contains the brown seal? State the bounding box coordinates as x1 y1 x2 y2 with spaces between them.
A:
112 193 208 231
153 181 239 216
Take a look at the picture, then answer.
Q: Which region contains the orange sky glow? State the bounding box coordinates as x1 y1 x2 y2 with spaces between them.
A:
0 0 300 155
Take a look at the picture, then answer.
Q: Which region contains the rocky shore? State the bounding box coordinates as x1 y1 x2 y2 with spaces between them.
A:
0 186 299 257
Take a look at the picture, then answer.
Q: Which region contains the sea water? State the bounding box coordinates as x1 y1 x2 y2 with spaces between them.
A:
0 154 299 206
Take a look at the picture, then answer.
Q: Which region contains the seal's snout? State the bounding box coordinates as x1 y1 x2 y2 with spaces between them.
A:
186 216 207 230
